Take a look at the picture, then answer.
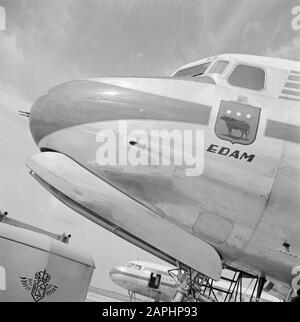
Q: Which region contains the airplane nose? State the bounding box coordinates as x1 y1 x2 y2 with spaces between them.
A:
29 93 56 145
109 266 123 278
29 79 123 147
29 78 211 148
109 266 126 286
29 80 85 146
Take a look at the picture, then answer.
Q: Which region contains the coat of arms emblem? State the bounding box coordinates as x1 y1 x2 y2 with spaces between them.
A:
215 100 261 145
20 269 58 302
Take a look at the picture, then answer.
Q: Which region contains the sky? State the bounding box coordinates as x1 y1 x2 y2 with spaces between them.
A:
0 0 299 296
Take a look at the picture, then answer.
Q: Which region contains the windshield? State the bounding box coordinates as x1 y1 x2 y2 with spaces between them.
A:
173 62 211 77
209 60 229 74
228 64 265 90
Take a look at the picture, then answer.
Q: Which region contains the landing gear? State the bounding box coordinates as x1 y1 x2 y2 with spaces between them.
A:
170 269 199 302
128 290 136 302
169 262 216 302
169 262 270 302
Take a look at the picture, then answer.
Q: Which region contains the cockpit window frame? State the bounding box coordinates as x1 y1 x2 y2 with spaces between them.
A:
173 61 212 78
226 63 267 92
208 60 230 75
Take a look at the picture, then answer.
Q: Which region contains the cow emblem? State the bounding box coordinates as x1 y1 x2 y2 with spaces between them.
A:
215 100 261 145
20 269 58 302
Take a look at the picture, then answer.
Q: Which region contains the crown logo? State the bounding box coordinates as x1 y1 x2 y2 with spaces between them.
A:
20 268 58 302
35 269 51 283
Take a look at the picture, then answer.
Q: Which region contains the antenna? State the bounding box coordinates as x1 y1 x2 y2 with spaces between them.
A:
19 111 30 118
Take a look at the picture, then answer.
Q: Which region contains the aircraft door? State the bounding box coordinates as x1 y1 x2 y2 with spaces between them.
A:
148 273 161 289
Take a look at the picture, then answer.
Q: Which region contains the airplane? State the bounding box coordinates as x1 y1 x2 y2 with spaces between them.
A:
110 261 176 302
25 53 300 302
109 260 281 302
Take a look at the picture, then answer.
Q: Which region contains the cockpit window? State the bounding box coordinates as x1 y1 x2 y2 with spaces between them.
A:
227 64 265 90
127 263 142 270
209 60 229 74
173 62 211 78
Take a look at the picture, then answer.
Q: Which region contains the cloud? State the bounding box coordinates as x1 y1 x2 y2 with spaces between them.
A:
0 80 31 114
0 33 25 90
0 32 45 105
265 36 300 60
242 21 261 40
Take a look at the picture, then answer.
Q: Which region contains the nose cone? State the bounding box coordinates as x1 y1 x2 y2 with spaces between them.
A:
29 79 128 146
29 80 88 146
109 266 127 288
29 94 55 145
109 266 123 279
29 78 147 147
